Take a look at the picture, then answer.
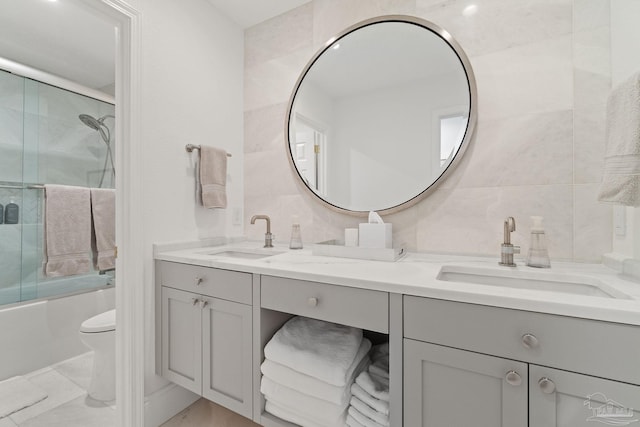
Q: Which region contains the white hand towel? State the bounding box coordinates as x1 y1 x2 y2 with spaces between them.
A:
265 401 333 427
348 406 386 427
346 414 365 427
351 383 389 416
90 188 115 271
355 371 389 402
264 316 363 386
198 145 227 209
44 184 92 277
261 376 347 425
597 71 640 206
350 396 390 426
261 338 371 405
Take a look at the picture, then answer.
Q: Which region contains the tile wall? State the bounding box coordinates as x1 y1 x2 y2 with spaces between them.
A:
244 0 612 262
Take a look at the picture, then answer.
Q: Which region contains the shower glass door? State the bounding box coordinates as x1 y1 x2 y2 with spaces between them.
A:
0 69 115 306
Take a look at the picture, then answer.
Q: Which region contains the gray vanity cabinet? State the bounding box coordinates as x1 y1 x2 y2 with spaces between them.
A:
158 261 253 419
403 295 640 427
529 365 640 427
404 339 528 427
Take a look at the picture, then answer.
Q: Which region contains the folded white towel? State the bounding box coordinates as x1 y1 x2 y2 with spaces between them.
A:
355 371 389 402
370 343 389 362
198 145 228 209
351 383 389 416
348 406 385 427
350 396 389 426
261 376 347 425
261 338 371 405
368 363 389 380
265 400 334 427
44 184 92 277
598 71 640 206
264 316 363 386
346 414 364 427
90 188 115 271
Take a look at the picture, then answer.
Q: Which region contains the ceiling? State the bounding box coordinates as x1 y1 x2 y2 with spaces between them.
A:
207 0 310 28
0 0 308 93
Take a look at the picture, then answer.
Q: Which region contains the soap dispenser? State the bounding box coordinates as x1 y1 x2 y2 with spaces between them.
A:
289 215 303 249
4 198 19 224
526 216 550 268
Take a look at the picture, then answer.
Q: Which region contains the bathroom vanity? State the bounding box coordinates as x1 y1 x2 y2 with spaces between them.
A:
154 243 640 427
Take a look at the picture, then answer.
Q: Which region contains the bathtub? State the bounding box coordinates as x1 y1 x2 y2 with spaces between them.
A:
0 276 115 381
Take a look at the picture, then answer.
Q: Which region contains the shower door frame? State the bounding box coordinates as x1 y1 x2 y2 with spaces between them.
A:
80 1 144 426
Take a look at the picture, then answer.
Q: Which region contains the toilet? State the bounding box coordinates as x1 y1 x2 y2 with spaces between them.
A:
79 309 116 401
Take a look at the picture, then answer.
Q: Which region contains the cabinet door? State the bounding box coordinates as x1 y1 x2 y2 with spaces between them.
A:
404 339 527 427
161 287 202 394
530 365 640 427
202 297 253 419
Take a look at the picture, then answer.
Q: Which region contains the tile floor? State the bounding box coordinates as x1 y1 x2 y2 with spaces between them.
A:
0 352 115 427
1 352 261 427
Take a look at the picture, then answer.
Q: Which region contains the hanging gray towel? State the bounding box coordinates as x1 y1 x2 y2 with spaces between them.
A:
197 145 228 208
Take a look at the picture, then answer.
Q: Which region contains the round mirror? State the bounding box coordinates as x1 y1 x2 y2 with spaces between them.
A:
286 15 477 215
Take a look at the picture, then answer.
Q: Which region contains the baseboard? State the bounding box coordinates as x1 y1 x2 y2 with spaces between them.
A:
144 383 199 427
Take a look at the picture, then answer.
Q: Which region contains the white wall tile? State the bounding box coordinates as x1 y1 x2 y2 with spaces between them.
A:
574 183 612 261
244 0 613 262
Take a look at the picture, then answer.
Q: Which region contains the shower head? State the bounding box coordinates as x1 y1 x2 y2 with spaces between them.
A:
79 114 102 131
79 114 114 145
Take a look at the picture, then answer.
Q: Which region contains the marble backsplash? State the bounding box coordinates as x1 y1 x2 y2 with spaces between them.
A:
243 0 613 262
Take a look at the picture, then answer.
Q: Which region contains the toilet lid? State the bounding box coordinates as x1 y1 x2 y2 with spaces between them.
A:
80 309 116 333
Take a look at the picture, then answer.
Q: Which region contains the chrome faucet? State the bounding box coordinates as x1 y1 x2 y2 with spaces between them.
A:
499 216 520 267
250 215 274 248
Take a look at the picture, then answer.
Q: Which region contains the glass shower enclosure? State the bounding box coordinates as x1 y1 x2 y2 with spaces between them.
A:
0 69 115 306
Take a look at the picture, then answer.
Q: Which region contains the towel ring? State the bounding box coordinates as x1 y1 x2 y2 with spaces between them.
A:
185 144 232 157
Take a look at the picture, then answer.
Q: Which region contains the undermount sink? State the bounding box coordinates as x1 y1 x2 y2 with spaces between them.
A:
437 266 630 299
206 249 283 260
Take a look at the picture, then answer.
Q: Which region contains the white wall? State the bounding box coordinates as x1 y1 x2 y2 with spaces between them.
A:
123 0 244 398
610 0 640 259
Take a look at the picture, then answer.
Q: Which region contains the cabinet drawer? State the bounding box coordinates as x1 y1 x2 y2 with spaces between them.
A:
158 261 252 305
404 296 640 385
261 276 389 333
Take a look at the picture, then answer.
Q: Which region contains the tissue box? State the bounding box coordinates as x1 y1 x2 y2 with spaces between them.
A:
358 223 392 249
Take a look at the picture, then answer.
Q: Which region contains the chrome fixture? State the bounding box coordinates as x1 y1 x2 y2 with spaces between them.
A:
499 216 520 267
79 113 115 188
185 144 232 157
250 215 274 248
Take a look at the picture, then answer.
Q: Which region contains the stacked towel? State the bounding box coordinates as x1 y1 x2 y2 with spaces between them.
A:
597 71 640 206
261 316 371 427
346 343 390 427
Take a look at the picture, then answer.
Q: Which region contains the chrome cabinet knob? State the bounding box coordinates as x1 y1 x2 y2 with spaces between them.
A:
307 297 318 307
538 377 556 394
191 298 199 306
195 277 204 286
522 333 539 349
505 370 522 386
200 300 209 309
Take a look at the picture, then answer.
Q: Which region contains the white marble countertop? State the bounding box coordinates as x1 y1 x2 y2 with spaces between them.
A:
154 240 640 326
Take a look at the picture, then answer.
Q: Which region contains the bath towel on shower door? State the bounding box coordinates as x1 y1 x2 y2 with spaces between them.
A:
90 188 116 271
44 184 92 277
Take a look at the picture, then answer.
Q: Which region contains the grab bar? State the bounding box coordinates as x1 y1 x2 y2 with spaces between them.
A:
185 144 232 157
0 183 45 190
